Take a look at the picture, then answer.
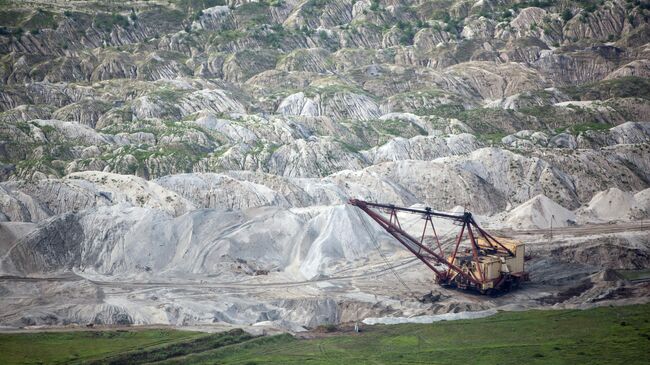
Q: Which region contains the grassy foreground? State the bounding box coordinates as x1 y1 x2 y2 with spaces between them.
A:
0 328 205 364
1 304 649 365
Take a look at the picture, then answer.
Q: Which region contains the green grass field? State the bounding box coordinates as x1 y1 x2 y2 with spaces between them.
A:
2 304 650 365
0 329 205 364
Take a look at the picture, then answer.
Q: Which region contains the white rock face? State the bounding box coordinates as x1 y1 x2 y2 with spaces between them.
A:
155 173 291 209
268 137 368 178
277 91 381 120
0 171 194 221
364 308 498 325
351 0 371 19
362 134 482 164
635 189 650 212
0 185 51 222
577 188 647 223
191 112 259 144
486 88 569 110
65 171 195 216
131 88 246 120
605 59 650 79
504 195 576 230
608 122 650 144
179 89 247 115
276 92 319 117
295 204 395 279
0 203 398 282
12 168 646 282
31 119 114 146
509 8 548 35
277 48 333 73
191 6 232 31
444 62 546 100
461 17 496 40
0 222 36 254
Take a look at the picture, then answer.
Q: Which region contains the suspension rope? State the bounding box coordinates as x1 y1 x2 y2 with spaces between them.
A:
354 208 421 301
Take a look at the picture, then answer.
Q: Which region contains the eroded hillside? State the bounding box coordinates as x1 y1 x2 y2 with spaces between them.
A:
0 0 649 330
0 0 648 182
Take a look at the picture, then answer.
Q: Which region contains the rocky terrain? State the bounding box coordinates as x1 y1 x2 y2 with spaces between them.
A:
0 0 649 331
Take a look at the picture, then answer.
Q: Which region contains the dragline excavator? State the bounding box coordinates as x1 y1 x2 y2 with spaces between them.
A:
349 199 529 294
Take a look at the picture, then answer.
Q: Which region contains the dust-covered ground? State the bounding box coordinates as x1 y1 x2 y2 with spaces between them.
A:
2 208 649 333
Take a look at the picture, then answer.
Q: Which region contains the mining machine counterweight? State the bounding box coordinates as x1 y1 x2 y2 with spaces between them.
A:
349 199 529 294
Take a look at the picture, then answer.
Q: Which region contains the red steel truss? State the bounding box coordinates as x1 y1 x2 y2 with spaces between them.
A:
349 199 519 290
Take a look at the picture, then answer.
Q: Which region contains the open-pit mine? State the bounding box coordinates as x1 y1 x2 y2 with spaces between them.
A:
0 0 649 359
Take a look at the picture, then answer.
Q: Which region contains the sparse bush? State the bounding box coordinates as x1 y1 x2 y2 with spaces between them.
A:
299 24 313 36
316 324 337 332
396 20 417 45
318 29 328 41
93 13 130 31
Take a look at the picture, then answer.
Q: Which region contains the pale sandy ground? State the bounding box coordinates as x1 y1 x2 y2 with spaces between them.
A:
2 219 649 334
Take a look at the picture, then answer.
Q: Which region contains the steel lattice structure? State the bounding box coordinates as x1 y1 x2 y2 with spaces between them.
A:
349 199 529 294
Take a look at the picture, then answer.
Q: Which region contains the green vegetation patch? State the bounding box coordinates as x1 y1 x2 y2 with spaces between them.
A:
23 9 58 30
150 87 187 104
138 8 185 28
562 77 650 101
302 0 329 17
399 88 447 99
422 105 532 134
1 305 649 365
374 118 427 137
343 116 428 146
156 333 295 365
304 82 369 98
0 8 57 34
209 29 246 47
395 20 423 46
477 131 509 144
169 304 650 364
233 1 271 28
616 269 650 281
172 0 227 13
93 12 130 32
87 329 252 365
561 121 612 135
0 329 204 365
0 9 30 27
254 24 291 49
